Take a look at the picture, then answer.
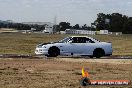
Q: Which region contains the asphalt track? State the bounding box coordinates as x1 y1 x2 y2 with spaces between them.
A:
0 54 132 59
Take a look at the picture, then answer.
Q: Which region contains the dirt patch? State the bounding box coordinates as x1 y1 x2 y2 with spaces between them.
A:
0 58 131 88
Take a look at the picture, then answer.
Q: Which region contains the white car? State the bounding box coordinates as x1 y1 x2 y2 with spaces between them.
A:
35 36 112 58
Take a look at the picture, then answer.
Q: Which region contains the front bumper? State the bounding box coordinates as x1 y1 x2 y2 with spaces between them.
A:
35 48 48 55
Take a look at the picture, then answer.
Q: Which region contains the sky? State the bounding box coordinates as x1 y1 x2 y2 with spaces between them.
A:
0 0 132 26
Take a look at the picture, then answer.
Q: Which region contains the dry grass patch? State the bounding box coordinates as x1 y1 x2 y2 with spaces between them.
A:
0 59 131 88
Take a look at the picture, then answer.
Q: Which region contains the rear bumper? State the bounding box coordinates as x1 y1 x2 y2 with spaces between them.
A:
105 48 113 56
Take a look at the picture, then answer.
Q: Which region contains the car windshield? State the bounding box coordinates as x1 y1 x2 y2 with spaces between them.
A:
58 37 72 43
89 37 101 42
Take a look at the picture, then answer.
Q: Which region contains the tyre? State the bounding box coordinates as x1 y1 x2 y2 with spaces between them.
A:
93 48 105 58
48 47 60 57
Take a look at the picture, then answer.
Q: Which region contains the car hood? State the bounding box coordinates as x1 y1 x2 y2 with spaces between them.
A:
36 42 54 47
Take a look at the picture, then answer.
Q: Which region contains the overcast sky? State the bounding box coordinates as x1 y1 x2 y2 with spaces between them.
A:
0 0 132 26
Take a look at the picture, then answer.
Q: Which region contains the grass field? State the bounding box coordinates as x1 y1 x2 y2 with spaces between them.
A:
0 33 132 55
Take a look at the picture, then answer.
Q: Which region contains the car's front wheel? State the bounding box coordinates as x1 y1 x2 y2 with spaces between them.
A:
48 47 60 57
93 48 105 58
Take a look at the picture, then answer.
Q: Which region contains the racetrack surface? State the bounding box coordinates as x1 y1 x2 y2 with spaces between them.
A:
0 54 132 65
0 54 132 59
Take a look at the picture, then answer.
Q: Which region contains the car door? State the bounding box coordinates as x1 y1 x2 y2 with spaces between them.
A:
70 37 95 55
58 37 83 55
55 37 78 55
58 37 94 55
67 37 88 55
81 37 95 55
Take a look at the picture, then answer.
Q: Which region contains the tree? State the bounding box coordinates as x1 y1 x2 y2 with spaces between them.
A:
110 13 124 32
94 13 132 33
58 22 71 31
82 24 87 30
94 13 106 30
123 17 132 34
73 24 80 29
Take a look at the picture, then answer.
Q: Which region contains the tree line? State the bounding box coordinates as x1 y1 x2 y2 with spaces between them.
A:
94 13 132 34
0 13 132 34
55 22 93 32
56 13 132 34
0 22 45 31
0 21 92 32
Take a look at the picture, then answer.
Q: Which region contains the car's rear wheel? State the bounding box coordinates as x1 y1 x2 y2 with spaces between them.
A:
93 48 105 58
48 47 60 57
89 56 93 58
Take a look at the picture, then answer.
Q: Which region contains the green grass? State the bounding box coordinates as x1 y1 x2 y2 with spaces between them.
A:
0 33 132 55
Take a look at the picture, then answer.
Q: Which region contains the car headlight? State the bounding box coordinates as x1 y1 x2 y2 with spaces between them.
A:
42 46 47 48
36 45 42 48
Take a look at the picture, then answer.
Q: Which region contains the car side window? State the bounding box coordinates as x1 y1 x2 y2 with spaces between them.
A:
86 38 95 43
72 37 86 43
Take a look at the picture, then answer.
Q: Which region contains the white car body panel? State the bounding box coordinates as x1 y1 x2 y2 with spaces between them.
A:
35 36 112 56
